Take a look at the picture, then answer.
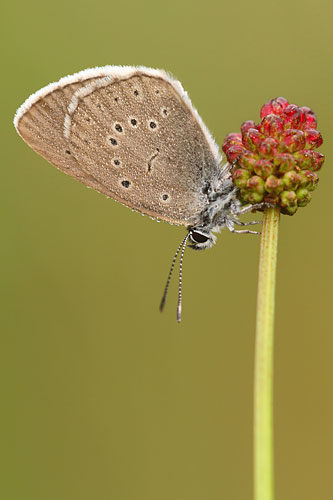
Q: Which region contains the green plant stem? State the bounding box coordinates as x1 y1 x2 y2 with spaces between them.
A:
254 206 280 500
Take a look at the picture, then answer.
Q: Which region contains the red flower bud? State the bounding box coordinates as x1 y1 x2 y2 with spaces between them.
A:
279 129 305 153
241 120 256 135
281 104 302 129
259 115 284 138
304 129 323 149
299 106 317 129
242 128 263 152
224 144 245 163
258 138 279 158
223 96 324 215
222 133 242 153
312 152 325 171
260 97 289 118
238 151 259 170
223 132 242 145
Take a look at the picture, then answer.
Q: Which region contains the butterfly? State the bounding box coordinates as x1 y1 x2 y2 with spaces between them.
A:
14 66 262 321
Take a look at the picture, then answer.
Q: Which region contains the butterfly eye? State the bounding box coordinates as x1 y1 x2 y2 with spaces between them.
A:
190 231 209 244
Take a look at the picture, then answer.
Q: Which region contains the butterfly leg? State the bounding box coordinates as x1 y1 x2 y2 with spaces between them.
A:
236 202 274 216
230 218 262 226
225 218 261 235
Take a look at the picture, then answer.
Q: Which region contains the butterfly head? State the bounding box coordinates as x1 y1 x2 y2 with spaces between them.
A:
188 228 216 250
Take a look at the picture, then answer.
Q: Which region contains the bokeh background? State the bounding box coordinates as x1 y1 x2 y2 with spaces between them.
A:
2 0 333 498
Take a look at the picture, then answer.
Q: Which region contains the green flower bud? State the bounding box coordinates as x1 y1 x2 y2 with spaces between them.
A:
239 189 251 202
293 150 315 170
282 171 300 190
280 190 298 211
253 160 275 179
273 153 297 173
247 175 266 194
282 205 298 215
247 192 265 203
232 168 252 188
298 170 319 191
296 188 312 207
265 175 284 194
264 193 280 204
239 188 265 204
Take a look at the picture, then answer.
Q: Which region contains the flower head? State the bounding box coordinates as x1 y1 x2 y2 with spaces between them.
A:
222 98 324 215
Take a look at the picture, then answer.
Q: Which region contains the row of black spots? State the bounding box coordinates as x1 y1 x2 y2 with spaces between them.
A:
111 119 144 137
112 119 139 134
108 120 158 147
129 118 158 130
127 118 158 130
119 178 170 203
134 86 162 97
133 86 169 103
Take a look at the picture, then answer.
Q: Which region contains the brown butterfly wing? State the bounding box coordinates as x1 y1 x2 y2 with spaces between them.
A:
15 69 220 226
15 78 115 196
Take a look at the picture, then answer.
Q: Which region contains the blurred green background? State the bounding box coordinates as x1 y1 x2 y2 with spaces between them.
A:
2 0 333 498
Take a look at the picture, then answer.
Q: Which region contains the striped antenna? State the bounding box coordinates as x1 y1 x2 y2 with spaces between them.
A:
160 233 190 316
176 233 190 322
